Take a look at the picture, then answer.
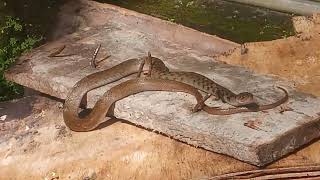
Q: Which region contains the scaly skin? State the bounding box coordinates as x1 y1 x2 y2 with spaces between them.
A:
63 78 205 132
201 86 289 115
144 54 255 107
145 53 288 110
63 58 148 131
63 53 289 132
151 71 255 106
63 54 229 132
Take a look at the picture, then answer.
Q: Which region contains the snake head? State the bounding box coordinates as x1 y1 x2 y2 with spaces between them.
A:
234 92 256 106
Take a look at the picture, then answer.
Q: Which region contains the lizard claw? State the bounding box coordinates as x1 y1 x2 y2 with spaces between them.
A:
192 103 203 113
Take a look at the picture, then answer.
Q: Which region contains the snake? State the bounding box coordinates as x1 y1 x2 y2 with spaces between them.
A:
63 57 148 131
63 78 205 132
63 53 288 131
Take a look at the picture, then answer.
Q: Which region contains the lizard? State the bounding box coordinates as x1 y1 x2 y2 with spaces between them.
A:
201 86 288 115
144 52 288 111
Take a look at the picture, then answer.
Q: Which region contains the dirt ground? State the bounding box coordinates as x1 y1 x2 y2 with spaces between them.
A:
218 14 320 97
1 1 320 179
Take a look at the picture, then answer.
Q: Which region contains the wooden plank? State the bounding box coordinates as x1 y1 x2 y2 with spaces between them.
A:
5 4 320 166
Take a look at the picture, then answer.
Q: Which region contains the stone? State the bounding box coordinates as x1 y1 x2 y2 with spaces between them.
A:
5 3 320 166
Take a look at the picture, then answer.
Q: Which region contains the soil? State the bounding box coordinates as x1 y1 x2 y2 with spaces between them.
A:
1 1 320 179
218 14 320 97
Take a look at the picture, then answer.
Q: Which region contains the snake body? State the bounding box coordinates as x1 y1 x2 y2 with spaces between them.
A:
63 54 288 131
63 56 177 131
64 78 205 132
63 57 149 131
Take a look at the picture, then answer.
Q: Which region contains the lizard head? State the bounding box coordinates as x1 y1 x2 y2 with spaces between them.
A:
140 52 168 76
233 92 256 106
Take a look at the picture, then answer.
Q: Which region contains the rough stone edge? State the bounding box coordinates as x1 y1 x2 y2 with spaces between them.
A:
116 102 320 166
256 117 320 166
113 106 260 165
4 71 67 100
6 69 320 166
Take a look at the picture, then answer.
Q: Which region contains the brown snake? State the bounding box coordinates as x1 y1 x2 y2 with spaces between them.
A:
63 57 149 131
63 78 205 132
63 53 288 131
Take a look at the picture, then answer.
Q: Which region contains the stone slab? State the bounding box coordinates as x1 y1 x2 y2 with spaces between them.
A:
5 3 320 166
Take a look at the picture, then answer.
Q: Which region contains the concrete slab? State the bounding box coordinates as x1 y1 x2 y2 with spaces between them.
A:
5 3 320 166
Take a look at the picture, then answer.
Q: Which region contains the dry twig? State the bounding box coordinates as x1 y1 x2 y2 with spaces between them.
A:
90 44 101 68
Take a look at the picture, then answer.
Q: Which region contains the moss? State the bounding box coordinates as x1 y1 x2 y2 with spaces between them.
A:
97 0 295 43
0 16 42 101
0 0 295 101
0 0 63 101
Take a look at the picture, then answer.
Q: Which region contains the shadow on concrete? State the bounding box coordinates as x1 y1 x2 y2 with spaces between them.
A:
0 96 37 121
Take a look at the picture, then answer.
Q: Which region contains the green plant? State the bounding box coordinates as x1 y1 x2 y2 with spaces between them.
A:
0 16 41 101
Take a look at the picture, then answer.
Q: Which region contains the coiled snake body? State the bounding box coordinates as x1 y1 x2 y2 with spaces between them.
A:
63 54 288 131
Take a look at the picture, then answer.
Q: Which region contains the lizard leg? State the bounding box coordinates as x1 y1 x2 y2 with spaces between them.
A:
145 51 153 77
136 58 146 78
137 51 153 78
192 93 212 112
211 95 220 101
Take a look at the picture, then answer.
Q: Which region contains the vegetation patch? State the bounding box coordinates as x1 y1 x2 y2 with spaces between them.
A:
0 16 41 101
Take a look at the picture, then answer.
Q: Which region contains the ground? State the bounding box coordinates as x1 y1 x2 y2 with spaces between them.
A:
0 1 320 179
218 14 320 97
